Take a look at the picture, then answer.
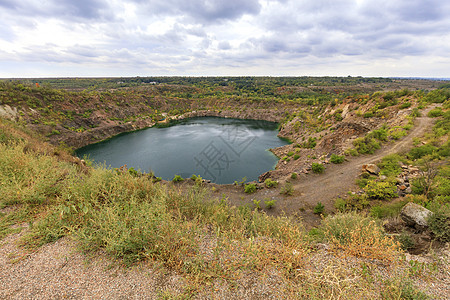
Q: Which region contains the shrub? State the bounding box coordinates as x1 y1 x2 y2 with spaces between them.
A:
252 199 261 209
311 162 325 174
330 154 344 164
428 108 444 118
264 178 278 188
334 198 348 212
428 209 450 242
363 180 397 200
280 182 294 195
388 127 407 140
411 108 421 117
303 137 317 149
396 232 415 250
244 183 257 194
370 201 407 219
353 137 380 154
128 167 140 177
190 174 203 186
400 102 411 109
293 154 300 160
291 172 298 179
378 154 404 177
313 202 325 214
172 175 184 182
408 144 437 160
287 151 294 157
313 212 401 261
264 199 276 209
363 112 374 118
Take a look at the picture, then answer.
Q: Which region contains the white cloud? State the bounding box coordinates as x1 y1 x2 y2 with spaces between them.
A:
0 0 449 77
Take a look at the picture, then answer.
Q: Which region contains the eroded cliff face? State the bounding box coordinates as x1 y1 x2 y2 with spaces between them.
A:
2 83 420 182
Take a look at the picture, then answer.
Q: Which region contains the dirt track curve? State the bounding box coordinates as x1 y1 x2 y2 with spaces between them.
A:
244 105 439 226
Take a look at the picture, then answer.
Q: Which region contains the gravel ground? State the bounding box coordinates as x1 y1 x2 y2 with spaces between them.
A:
1 224 449 299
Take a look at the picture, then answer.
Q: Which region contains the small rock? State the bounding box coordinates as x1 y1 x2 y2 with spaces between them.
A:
379 175 387 180
362 164 380 175
405 187 412 194
400 202 433 229
399 185 407 191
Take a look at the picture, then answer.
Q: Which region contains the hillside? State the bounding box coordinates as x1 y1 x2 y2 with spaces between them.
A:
1 77 449 298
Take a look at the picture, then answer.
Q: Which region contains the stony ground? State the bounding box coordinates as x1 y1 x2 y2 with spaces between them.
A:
214 105 439 227
1 223 449 299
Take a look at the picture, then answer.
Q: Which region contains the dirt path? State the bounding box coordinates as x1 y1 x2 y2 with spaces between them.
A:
218 105 438 227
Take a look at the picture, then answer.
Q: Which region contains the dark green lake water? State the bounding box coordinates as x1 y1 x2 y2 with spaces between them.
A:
76 117 289 184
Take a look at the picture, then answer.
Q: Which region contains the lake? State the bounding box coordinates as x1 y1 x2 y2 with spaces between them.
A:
76 117 289 184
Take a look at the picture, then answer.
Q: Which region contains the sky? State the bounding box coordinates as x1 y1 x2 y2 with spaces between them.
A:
0 0 449 78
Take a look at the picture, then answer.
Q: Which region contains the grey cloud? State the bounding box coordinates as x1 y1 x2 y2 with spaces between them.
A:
218 41 231 50
0 0 113 21
135 0 261 24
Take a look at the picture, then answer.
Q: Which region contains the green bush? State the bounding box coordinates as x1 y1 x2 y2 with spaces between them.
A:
400 102 411 109
172 175 184 182
280 182 294 195
302 137 317 149
313 202 325 214
291 172 298 179
293 154 300 160
428 209 450 242
353 137 381 154
428 108 444 118
128 167 140 177
363 180 397 200
311 162 325 174
264 199 276 209
264 178 278 188
370 201 407 219
244 183 257 194
330 154 344 164
396 232 415 250
363 112 374 118
287 151 294 157
408 144 437 160
378 154 404 177
411 108 421 117
190 174 203 185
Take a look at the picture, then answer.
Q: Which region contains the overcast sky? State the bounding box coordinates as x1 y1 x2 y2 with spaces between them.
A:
0 0 449 78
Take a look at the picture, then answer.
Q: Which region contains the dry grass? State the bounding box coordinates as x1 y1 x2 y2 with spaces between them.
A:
2 116 444 298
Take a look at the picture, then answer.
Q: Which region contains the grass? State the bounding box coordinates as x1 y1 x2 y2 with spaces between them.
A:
310 212 401 261
0 116 437 298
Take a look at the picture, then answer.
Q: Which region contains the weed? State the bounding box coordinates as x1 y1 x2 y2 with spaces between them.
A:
264 178 278 188
280 182 294 195
244 183 257 194
427 108 443 118
172 175 184 182
370 201 407 219
313 212 401 261
396 232 415 250
291 172 298 179
330 154 344 164
363 180 397 200
428 209 450 242
313 202 325 214
252 199 261 209
311 162 324 174
264 199 276 209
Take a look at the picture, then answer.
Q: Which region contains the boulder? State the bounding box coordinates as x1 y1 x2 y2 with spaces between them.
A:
362 164 380 175
400 202 433 228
